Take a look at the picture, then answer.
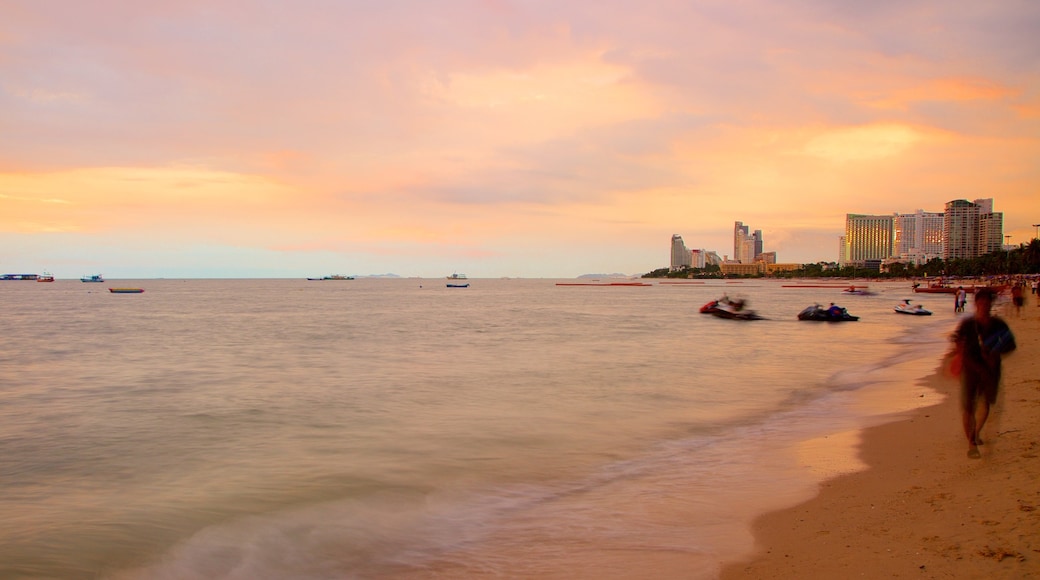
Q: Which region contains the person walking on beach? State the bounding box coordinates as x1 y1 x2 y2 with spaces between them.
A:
955 287 967 313
1011 283 1024 316
952 288 1016 459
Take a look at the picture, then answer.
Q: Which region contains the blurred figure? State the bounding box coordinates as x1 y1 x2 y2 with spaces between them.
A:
1010 283 1024 316
951 288 1016 459
955 287 967 313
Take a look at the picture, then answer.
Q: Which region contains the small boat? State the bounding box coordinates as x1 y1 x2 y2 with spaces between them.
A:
841 286 875 296
81 275 105 283
446 283 469 288
308 274 354 280
37 272 55 282
894 300 931 315
798 304 859 321
109 288 144 294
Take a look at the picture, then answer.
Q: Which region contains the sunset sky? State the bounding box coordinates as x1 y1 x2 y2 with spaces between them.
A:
2 1 1038 278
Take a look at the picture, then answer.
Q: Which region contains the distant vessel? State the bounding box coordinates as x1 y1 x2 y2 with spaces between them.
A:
109 288 144 294
1 274 39 280
81 275 105 283
446 283 470 288
307 275 355 280
37 272 55 282
447 273 468 280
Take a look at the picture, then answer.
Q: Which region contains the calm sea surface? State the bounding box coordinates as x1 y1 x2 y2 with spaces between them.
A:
1 278 958 579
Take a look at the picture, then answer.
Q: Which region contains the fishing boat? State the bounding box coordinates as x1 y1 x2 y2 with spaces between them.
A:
447 273 468 280
446 283 470 288
81 275 105 283
37 272 55 282
798 304 859 321
894 300 931 315
109 288 144 294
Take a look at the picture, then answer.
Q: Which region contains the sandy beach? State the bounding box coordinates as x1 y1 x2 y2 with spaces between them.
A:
721 297 1040 579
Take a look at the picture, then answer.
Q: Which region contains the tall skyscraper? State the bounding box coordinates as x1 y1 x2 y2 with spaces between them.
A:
733 222 749 262
943 199 981 260
845 214 894 264
733 221 763 264
670 234 691 270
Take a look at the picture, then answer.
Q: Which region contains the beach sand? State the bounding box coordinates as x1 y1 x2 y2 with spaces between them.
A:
721 299 1040 579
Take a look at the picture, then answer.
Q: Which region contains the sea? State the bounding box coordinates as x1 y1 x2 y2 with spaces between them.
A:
0 278 961 579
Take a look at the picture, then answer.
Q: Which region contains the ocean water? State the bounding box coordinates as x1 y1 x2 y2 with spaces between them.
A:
0 278 958 579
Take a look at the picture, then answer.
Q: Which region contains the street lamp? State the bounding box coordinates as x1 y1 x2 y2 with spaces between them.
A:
1005 234 1012 274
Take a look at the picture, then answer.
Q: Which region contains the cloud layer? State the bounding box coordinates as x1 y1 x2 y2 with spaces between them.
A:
2 0 1038 277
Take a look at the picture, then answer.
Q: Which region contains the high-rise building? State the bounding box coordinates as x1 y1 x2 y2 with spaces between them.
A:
894 210 944 264
690 249 706 269
943 200 980 260
733 221 763 264
845 214 894 264
979 211 1004 254
942 198 1003 259
733 222 749 262
670 234 691 271
838 235 847 265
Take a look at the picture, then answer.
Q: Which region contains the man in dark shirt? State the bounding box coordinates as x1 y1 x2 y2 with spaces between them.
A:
952 288 1016 458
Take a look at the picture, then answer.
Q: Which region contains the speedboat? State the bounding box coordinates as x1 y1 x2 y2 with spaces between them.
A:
894 300 931 315
798 304 859 322
841 286 875 296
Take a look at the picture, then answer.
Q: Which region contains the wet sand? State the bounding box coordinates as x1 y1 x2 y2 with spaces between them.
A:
721 299 1040 579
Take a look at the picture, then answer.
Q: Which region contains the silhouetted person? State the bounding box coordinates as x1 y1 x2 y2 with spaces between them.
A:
1011 283 1024 316
952 288 1016 459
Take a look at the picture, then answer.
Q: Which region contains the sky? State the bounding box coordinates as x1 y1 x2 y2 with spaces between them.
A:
2 0 1038 278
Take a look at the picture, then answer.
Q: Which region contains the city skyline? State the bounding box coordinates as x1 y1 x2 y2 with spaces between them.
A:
2 2 1038 278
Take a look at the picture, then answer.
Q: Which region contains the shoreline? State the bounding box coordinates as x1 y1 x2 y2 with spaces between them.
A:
720 300 1040 578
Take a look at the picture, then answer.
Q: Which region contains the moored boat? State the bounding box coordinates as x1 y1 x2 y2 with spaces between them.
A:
37 272 55 282
81 275 105 283
446 283 470 288
109 288 144 294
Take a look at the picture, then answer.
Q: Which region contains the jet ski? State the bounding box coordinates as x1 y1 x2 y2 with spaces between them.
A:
798 304 859 321
894 300 932 315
